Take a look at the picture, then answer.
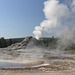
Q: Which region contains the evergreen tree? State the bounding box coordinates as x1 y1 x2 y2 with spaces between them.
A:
1 37 7 48
0 39 2 48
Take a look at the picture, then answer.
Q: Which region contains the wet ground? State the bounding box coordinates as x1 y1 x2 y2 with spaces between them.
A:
0 59 75 72
0 57 75 75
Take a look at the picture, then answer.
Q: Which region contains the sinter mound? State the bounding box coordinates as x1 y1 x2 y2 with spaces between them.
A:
8 36 45 49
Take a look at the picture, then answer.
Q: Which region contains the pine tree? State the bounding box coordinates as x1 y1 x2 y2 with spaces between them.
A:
1 37 7 48
0 39 2 48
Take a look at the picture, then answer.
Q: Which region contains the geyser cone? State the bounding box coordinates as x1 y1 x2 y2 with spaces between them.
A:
17 36 48 61
21 36 45 48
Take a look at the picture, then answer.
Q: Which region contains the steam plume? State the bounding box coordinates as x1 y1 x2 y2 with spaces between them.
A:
33 0 75 40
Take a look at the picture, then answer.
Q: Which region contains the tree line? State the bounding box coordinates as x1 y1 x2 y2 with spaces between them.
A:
0 37 12 48
42 36 58 49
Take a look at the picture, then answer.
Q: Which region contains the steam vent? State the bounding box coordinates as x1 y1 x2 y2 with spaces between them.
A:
0 36 75 72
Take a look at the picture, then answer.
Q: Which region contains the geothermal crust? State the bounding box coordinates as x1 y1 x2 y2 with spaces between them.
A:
0 36 75 72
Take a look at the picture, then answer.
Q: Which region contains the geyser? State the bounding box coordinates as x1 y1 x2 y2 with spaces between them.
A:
33 0 75 49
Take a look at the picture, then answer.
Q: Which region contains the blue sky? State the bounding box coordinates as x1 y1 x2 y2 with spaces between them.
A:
0 0 73 39
0 0 46 38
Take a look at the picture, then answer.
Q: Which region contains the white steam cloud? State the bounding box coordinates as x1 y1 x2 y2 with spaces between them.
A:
33 0 75 40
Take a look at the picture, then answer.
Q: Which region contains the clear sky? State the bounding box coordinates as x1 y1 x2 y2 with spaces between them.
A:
0 0 46 38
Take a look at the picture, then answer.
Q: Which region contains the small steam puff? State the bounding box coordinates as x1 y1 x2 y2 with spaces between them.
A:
33 0 75 40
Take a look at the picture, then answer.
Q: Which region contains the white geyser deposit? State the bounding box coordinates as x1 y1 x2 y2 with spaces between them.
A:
33 0 75 48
